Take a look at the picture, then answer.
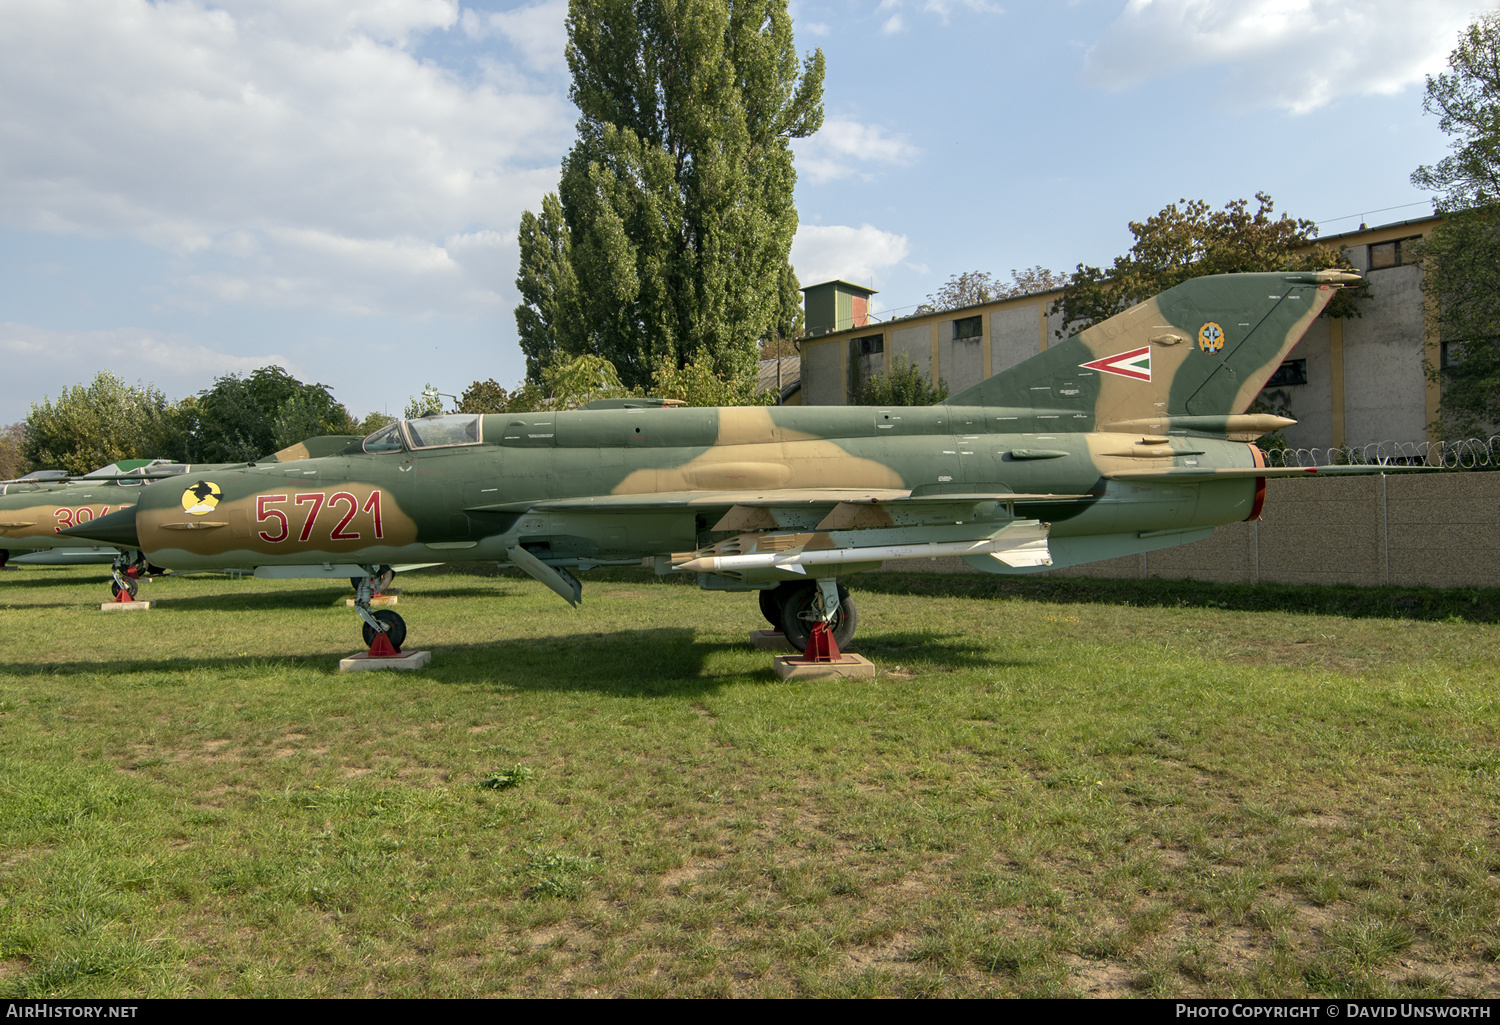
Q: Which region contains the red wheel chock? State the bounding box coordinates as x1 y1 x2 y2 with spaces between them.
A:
367 631 401 658
115 566 140 603
801 621 842 663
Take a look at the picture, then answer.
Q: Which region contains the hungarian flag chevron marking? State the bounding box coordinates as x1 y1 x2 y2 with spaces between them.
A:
1079 346 1152 382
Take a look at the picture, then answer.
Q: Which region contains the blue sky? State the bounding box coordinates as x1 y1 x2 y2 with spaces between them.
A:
0 0 1487 425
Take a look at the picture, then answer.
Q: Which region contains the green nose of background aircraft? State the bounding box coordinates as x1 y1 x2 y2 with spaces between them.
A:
61 269 1419 656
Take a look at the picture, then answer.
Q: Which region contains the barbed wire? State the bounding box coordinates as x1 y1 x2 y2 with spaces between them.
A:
1262 435 1500 470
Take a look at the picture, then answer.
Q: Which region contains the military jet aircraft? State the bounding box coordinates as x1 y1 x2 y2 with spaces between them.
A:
66 270 1414 653
1 439 359 596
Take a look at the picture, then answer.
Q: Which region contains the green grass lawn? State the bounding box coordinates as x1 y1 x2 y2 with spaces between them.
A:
1 564 1497 998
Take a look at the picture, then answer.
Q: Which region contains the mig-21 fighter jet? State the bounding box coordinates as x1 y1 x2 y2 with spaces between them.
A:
64 271 1421 655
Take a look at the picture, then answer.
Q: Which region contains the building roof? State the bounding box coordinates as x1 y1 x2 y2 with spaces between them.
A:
758 356 800 400
798 279 878 295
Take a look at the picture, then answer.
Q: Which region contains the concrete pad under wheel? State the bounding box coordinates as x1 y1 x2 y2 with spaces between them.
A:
773 654 876 681
339 650 431 672
100 600 155 611
749 629 797 652
344 595 400 607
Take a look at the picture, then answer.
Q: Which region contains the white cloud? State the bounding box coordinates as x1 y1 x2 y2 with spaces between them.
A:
461 0 569 74
794 118 918 184
0 322 296 414
791 223 910 285
1084 0 1483 114
921 0 1002 22
874 0 999 32
0 0 574 316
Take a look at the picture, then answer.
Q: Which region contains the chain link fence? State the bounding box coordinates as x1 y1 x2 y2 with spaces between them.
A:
1262 435 1500 470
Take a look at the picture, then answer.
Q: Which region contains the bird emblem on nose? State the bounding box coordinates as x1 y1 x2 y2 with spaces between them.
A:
181 481 222 515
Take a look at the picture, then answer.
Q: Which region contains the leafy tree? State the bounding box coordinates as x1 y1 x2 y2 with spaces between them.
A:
0 422 28 479
456 379 513 415
1051 194 1363 335
851 357 948 406
23 372 186 474
515 0 825 393
403 384 445 421
515 193 582 385
651 351 774 406
915 266 1070 314
195 366 357 461
543 354 634 409
1412 12 1500 437
356 411 398 434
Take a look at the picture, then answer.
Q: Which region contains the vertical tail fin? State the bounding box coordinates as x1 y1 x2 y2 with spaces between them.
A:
947 271 1358 428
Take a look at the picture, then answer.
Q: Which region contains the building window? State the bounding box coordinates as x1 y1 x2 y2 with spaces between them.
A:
1368 236 1421 271
1265 359 1307 387
953 315 982 340
855 334 883 356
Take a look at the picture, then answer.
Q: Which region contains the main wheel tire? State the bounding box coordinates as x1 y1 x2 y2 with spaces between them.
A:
0 549 8 569
779 582 856 651
757 581 799 628
361 609 407 652
109 579 138 601
351 576 364 591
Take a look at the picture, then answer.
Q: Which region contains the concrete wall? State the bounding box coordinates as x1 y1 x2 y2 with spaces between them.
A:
938 331 985 394
1278 318 1334 451
802 340 842 406
890 324 931 378
1343 263 1428 449
991 304 1045 376
881 472 1500 590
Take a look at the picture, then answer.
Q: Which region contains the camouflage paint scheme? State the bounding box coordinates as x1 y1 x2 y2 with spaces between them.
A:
71 272 1380 592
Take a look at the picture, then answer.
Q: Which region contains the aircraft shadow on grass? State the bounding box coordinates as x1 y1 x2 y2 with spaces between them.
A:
0 571 117 592
0 626 1026 695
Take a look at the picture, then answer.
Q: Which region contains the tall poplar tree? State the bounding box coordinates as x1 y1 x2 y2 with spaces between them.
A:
516 0 823 390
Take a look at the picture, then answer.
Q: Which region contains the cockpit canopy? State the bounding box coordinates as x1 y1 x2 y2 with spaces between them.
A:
362 414 481 454
83 459 189 485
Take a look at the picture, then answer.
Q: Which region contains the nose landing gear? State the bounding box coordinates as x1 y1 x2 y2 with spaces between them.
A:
352 566 405 656
109 550 147 602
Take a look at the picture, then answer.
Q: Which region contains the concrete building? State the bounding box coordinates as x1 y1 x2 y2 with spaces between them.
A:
796 216 1442 449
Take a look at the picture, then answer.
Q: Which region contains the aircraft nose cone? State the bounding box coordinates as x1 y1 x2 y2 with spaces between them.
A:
60 507 139 548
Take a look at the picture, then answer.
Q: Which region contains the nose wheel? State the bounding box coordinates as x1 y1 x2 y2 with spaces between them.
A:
352 565 404 655
108 551 147 602
360 609 407 652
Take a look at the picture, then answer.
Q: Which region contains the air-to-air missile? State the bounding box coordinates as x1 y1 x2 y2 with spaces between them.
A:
64 270 1424 655
0 439 360 598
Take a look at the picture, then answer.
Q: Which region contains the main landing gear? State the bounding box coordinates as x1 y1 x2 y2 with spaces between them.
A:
352 565 405 655
759 579 857 653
